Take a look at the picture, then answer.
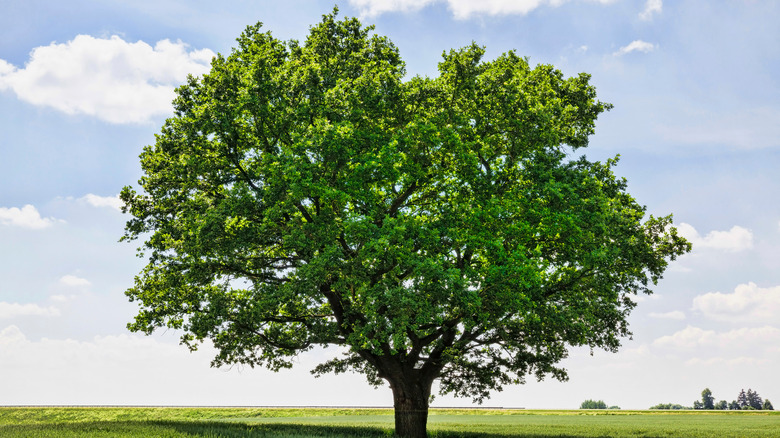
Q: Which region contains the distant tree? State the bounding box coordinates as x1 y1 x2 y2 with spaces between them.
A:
763 399 774 411
693 400 703 410
747 389 763 410
650 403 689 410
608 405 621 410
580 399 608 409
701 388 715 410
728 400 740 410
737 389 748 409
715 400 728 410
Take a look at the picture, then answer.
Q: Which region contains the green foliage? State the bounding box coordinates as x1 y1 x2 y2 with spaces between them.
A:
734 388 766 410
764 400 774 411
121 8 690 411
580 400 608 409
700 388 715 410
716 400 729 410
738 390 749 409
747 389 764 410
649 403 690 410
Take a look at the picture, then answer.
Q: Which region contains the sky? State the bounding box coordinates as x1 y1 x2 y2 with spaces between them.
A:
1 0 779 410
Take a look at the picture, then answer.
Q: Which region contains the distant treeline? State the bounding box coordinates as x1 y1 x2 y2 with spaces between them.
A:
651 388 774 410
579 400 620 410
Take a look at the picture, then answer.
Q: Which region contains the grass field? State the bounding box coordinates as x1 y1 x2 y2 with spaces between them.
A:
1 407 779 437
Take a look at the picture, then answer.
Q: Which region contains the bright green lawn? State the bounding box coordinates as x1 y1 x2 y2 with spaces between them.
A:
1 407 779 437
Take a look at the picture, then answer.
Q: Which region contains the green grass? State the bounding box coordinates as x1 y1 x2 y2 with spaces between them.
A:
1 407 779 437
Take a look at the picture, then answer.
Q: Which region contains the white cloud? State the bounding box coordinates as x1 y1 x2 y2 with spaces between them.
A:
648 310 685 320
692 282 780 324
675 223 753 252
0 302 61 319
717 326 780 345
80 194 123 210
446 0 549 19
50 294 78 303
0 59 15 75
0 35 214 124
614 40 656 56
348 0 437 17
653 326 715 349
348 0 617 19
684 356 770 368
59 275 92 288
653 325 780 350
639 0 662 21
0 325 27 345
0 204 58 229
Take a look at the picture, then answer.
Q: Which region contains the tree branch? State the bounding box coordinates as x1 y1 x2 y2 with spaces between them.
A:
387 181 418 218
296 202 315 223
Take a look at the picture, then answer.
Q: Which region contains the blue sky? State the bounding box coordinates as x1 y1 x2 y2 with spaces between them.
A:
1 0 779 409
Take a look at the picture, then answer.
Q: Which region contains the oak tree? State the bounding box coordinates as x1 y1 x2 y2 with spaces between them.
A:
121 10 690 438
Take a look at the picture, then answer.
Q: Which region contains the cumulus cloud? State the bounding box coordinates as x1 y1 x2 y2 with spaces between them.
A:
80 194 123 210
675 223 753 252
0 302 61 319
0 59 15 75
614 40 656 56
0 205 58 229
446 0 554 19
349 0 617 19
348 0 437 17
50 294 78 303
654 325 780 350
59 275 92 288
0 35 214 124
653 326 715 349
0 325 27 345
648 310 685 320
639 0 662 20
692 282 780 324
684 356 770 368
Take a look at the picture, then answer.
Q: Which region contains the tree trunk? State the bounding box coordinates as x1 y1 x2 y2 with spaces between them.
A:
390 376 432 438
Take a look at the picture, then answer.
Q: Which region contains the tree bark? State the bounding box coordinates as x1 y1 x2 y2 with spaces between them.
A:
389 375 433 438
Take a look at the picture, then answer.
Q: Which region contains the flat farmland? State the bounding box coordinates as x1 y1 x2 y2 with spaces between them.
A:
1 407 779 437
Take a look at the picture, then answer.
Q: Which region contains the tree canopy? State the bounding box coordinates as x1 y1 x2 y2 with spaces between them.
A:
121 10 690 438
580 400 608 409
700 388 715 410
